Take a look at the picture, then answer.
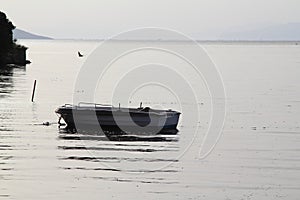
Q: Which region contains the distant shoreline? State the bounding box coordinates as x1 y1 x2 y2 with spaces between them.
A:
17 38 300 45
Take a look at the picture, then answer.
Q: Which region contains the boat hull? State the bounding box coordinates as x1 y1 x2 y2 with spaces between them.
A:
56 105 180 136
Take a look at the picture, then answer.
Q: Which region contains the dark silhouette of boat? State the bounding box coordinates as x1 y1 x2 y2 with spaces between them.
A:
55 103 181 136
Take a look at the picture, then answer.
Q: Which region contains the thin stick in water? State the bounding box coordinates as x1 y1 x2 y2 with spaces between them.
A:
31 80 37 102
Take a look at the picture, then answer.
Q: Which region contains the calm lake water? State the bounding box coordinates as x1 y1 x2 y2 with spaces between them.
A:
1 40 300 199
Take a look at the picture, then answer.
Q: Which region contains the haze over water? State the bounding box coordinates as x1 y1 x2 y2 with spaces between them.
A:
0 40 300 199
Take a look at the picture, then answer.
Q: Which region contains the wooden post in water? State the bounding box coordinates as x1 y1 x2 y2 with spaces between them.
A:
31 80 37 102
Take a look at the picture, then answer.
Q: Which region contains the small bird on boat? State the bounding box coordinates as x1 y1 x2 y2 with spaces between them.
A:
78 51 84 57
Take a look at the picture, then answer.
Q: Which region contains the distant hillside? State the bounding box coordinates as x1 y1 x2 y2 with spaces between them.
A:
13 29 52 40
221 23 300 41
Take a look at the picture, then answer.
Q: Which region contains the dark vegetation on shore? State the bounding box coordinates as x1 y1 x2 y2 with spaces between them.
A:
0 11 29 67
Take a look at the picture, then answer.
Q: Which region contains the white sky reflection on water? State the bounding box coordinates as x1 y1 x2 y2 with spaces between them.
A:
0 40 300 199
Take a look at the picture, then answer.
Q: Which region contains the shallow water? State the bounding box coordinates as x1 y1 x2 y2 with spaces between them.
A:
0 40 300 199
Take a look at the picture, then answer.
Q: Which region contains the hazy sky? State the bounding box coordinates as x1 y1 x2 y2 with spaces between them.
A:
1 0 300 39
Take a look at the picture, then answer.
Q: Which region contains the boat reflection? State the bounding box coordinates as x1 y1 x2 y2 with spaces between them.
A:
58 126 179 142
57 126 180 175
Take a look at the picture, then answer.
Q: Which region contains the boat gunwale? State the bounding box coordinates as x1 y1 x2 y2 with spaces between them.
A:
57 103 181 116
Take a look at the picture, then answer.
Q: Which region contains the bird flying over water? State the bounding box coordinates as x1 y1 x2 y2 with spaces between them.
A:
78 51 84 57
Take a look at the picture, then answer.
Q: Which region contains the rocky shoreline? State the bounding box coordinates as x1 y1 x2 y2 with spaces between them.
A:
0 11 29 67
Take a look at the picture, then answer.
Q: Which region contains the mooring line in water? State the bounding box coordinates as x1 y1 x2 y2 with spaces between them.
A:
31 121 63 126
